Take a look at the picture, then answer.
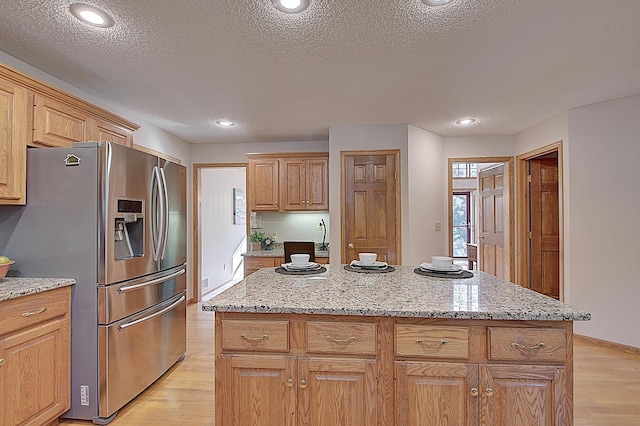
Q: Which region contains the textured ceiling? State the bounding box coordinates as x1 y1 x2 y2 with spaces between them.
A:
1 0 639 144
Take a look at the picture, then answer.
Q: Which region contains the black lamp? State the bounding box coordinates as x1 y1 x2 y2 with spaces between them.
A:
318 219 328 251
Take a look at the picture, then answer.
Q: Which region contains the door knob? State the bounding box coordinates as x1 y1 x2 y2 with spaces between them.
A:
348 243 354 249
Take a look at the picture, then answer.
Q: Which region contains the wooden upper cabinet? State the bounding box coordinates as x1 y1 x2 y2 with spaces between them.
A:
33 94 89 147
281 157 329 211
249 158 280 211
0 77 29 205
248 152 329 212
89 117 133 147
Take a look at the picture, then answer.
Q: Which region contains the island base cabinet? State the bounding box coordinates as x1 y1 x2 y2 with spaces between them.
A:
480 364 569 426
395 361 569 426
217 354 376 426
0 318 70 426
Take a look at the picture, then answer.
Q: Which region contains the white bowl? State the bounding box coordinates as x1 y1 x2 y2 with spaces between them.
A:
290 254 310 265
358 252 377 264
431 256 453 268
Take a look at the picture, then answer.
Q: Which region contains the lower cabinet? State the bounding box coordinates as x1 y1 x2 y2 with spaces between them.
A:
215 313 574 426
395 361 567 426
0 287 71 426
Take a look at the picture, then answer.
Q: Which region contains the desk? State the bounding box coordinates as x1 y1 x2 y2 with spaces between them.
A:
466 243 478 270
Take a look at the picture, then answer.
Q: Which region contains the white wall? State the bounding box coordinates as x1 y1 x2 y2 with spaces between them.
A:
255 212 330 245
565 95 640 348
405 125 446 264
191 140 329 163
200 168 246 294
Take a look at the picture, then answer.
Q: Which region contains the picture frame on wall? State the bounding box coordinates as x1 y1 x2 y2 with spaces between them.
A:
233 188 246 225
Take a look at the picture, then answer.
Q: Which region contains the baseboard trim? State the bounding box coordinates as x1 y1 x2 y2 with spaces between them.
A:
575 334 640 356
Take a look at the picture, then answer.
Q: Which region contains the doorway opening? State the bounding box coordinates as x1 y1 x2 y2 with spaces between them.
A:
193 163 247 302
448 157 514 280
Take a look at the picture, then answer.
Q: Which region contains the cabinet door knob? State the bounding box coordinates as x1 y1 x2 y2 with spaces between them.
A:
484 387 494 397
286 378 294 388
348 243 354 249
300 379 308 389
470 387 479 397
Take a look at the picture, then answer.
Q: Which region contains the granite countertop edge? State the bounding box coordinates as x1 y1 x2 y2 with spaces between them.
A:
242 249 330 258
0 277 76 302
201 304 591 321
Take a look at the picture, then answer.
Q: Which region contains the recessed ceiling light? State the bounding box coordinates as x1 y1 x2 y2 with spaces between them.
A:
271 0 310 14
422 0 452 6
456 118 476 125
215 119 236 127
69 3 114 28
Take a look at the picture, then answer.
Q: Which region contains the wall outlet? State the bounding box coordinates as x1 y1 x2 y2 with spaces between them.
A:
80 385 89 406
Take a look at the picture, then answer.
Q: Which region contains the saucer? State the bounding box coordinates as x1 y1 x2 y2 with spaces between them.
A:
419 262 463 273
350 260 388 269
281 262 321 271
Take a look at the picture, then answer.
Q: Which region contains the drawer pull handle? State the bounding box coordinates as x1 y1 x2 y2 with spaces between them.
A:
22 307 47 317
240 334 269 341
511 342 545 350
326 335 356 344
416 339 448 347
470 387 479 397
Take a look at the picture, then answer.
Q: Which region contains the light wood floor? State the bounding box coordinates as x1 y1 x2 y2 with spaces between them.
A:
59 303 640 426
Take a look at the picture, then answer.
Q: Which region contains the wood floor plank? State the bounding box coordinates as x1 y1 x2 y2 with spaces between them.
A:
58 303 640 425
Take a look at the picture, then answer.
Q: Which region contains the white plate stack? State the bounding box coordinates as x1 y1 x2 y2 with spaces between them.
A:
419 262 464 275
281 262 323 272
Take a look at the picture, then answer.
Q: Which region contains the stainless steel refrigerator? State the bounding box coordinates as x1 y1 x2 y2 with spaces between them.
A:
4 141 187 424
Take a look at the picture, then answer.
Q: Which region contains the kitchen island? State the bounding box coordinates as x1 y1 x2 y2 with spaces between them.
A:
203 265 590 426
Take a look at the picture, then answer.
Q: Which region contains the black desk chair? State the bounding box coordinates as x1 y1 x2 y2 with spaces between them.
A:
283 241 316 263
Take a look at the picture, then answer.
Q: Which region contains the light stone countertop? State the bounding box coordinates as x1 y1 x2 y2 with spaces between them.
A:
0 277 76 302
202 265 590 321
242 249 330 258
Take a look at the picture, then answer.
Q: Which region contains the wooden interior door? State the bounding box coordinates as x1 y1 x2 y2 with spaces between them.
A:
478 165 509 280
529 158 560 299
343 152 399 264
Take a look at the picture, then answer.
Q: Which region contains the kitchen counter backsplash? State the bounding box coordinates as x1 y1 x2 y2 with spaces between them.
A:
0 277 76 302
243 242 329 258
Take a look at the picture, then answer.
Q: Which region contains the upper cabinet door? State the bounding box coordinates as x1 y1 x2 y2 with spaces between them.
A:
305 158 328 211
0 77 29 205
33 94 88 147
249 159 280 211
89 117 133 147
281 157 328 212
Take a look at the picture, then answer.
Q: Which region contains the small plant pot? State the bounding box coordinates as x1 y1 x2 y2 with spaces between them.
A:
250 242 262 251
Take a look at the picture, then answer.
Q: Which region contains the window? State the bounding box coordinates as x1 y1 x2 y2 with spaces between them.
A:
452 162 477 178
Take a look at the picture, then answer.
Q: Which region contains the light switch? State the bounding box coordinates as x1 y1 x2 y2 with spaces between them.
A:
435 221 442 231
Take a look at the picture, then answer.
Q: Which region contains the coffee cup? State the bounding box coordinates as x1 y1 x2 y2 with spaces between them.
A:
290 254 310 265
431 256 453 268
359 252 377 264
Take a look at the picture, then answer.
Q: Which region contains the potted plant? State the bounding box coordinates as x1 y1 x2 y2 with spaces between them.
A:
249 231 266 251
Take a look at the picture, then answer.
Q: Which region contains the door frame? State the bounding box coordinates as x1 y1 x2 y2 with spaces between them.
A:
447 157 514 280
192 162 247 303
516 141 563 299
340 149 402 264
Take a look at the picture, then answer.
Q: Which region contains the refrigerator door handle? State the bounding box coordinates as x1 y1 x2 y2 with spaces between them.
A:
117 268 185 293
118 294 185 331
159 167 170 260
151 165 165 262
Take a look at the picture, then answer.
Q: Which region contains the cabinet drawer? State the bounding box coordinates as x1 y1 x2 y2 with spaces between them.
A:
307 321 376 355
395 325 469 359
488 327 567 362
244 257 277 269
221 319 289 353
0 287 69 335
